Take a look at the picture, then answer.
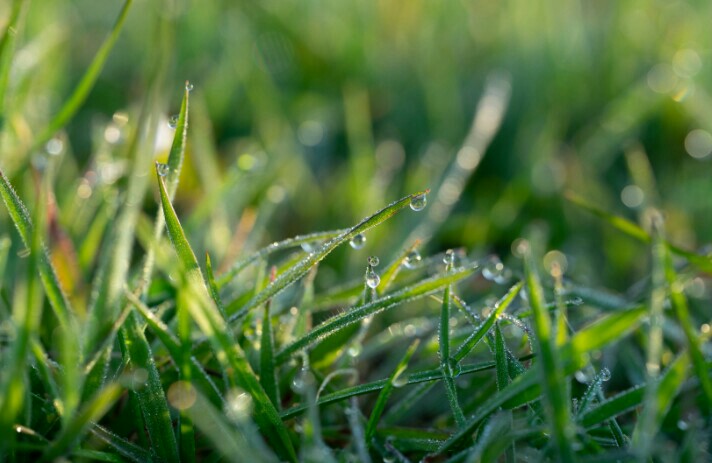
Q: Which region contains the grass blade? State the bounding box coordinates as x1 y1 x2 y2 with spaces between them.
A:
0 0 28 128
90 425 153 463
33 0 134 148
523 247 575 462
41 383 123 462
156 170 297 462
228 191 429 321
275 264 480 364
365 339 420 446
453 282 522 362
260 274 280 408
440 280 465 427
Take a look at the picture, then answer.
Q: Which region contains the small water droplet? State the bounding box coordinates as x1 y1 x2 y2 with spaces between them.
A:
292 368 314 393
482 255 504 281
574 370 590 383
493 267 512 284
185 81 194 92
600 368 611 382
46 137 64 156
519 288 529 303
347 343 362 357
15 426 22 433
366 268 380 289
168 114 179 129
403 250 422 269
392 374 408 388
443 249 455 266
156 163 170 177
409 193 427 211
349 233 366 250
301 242 318 252
677 420 689 430
368 256 380 267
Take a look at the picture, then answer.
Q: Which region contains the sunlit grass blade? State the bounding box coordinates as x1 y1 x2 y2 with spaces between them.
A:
0 169 73 327
494 323 508 391
228 191 428 320
41 383 123 462
522 247 575 462
662 247 712 416
156 170 297 462
565 191 712 273
216 228 346 288
0 0 28 128
453 282 522 362
185 390 279 463
365 339 420 446
32 0 134 149
275 264 480 364
205 252 227 319
260 285 279 408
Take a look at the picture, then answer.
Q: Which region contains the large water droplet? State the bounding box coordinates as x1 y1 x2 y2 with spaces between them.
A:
392 374 408 388
292 368 313 393
409 193 427 211
482 255 504 281
185 81 194 92
156 163 170 177
443 249 455 266
600 368 611 382
349 233 366 249
347 342 362 357
366 268 380 289
168 114 179 129
404 250 421 269
368 255 380 267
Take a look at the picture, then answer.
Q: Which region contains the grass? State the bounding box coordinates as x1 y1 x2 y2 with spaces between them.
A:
1 1 712 462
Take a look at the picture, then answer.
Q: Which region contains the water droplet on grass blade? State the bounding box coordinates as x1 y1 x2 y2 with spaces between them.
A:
409 192 427 211
185 81 194 92
443 249 455 266
403 250 421 269
392 374 408 388
366 268 380 289
446 357 462 378
168 114 179 129
368 256 380 267
349 233 366 249
347 343 362 357
292 367 314 393
600 368 611 381
156 163 170 177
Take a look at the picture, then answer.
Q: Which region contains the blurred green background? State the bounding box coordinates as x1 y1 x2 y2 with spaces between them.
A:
2 0 711 294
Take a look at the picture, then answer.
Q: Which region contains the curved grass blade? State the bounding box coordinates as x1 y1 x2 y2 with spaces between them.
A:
260 278 279 408
523 248 575 462
365 339 420 446
453 282 522 362
378 239 421 293
579 386 645 429
0 169 72 327
41 383 123 462
228 191 428 321
90 425 152 463
157 171 297 462
275 264 480 364
216 228 346 288
565 191 712 273
32 0 134 149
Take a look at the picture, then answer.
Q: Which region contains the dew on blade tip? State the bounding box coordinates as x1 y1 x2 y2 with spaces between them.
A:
349 233 366 249
366 267 380 289
600 368 611 381
168 114 179 129
403 249 421 269
409 192 427 211
443 249 455 266
368 255 380 267
185 81 194 92
156 163 170 177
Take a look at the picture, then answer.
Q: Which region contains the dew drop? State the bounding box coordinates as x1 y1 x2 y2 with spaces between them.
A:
392 374 408 388
482 255 504 281
347 343 362 357
156 163 170 177
185 81 194 92
446 357 462 378
493 267 512 284
403 250 422 269
292 368 314 393
368 255 380 267
600 368 611 382
574 370 589 383
443 249 455 266
301 242 318 253
168 114 179 129
409 193 427 211
366 268 380 289
349 233 366 250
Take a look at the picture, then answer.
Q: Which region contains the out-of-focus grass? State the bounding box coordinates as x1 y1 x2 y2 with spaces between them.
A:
1 0 711 461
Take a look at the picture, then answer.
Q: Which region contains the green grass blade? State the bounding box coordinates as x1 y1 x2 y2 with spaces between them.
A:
365 339 420 446
228 191 428 320
494 323 508 391
156 171 297 462
378 239 421 293
275 264 480 364
260 296 279 408
579 386 645 429
90 425 153 463
205 252 227 319
41 383 123 462
453 282 522 362
0 169 73 327
32 0 134 148
663 247 712 416
216 228 346 288
565 191 712 273
0 0 28 128
440 281 465 427
523 248 575 462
